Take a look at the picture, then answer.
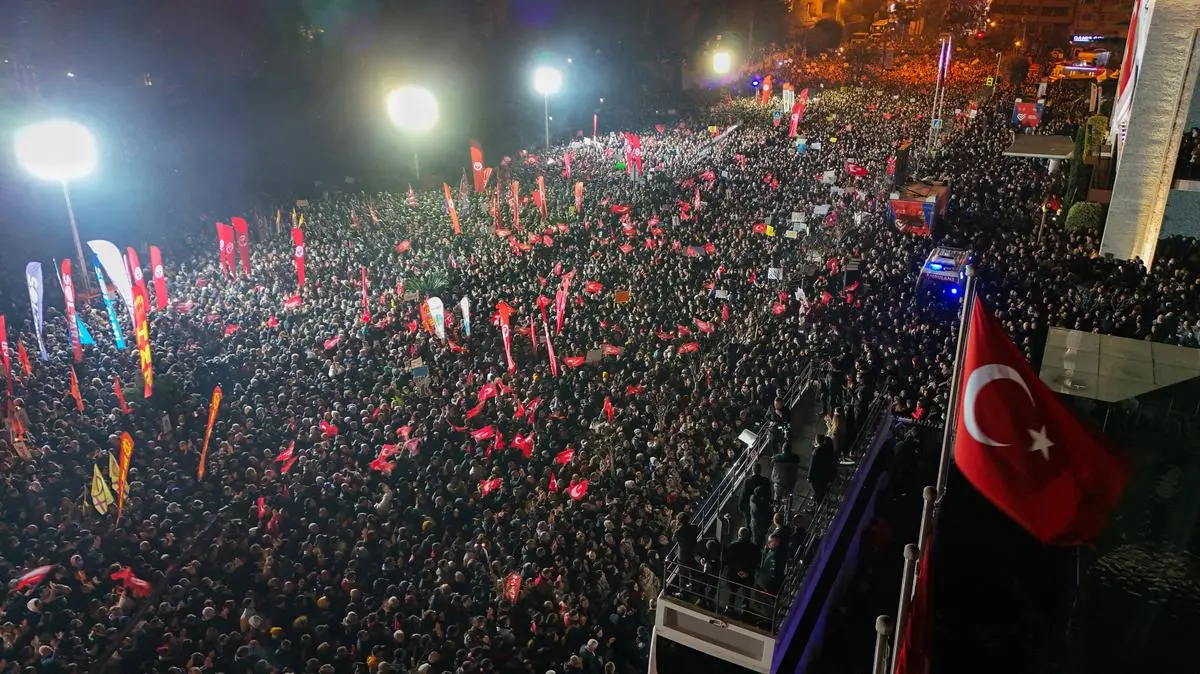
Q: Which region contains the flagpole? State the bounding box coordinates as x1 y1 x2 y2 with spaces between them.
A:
934 265 978 496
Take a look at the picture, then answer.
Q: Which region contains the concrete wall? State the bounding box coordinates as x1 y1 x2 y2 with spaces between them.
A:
1101 1 1200 267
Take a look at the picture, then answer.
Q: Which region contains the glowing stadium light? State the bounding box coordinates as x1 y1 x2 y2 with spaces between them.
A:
386 87 438 181
713 50 733 74
14 119 98 290
533 66 563 96
386 86 439 133
15 120 97 182
533 67 563 148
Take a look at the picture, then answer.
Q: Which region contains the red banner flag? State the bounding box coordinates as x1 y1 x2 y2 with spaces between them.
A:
68 366 83 411
603 396 615 422
574 181 583 213
291 227 306 287
148 245 169 311
0 317 10 396
114 376 131 414
554 448 575 465
555 271 573 335
510 180 521 232
231 216 252 276
58 259 82 362
443 183 461 235
360 266 370 323
17 341 30 378
548 473 559 492
215 222 236 278
503 572 522 603
197 385 222 479
496 300 517 373
126 247 150 316
512 432 534 459
479 477 502 496
470 140 487 192
133 290 153 398
542 314 559 376
954 297 1128 544
536 175 548 220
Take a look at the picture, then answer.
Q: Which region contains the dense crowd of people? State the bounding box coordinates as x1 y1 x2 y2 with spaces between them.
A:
0 38 1198 674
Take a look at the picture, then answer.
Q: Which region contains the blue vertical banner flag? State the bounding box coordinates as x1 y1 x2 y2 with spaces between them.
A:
76 316 95 345
24 262 48 361
94 260 126 349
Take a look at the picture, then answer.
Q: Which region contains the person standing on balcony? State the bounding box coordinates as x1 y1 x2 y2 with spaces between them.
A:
750 485 773 546
740 464 772 525
809 433 838 504
724 527 761 616
757 532 787 595
771 444 801 506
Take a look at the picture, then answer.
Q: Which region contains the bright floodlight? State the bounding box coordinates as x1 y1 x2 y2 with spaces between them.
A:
386 86 439 132
533 66 563 95
14 120 97 182
713 50 732 74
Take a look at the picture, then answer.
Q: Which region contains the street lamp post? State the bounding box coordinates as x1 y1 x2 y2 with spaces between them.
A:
533 66 563 149
386 86 439 183
14 119 98 292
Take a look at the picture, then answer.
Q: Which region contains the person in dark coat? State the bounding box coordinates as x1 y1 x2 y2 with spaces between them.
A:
740 464 772 524
809 433 838 503
724 528 761 615
770 446 801 505
756 532 787 595
749 486 773 546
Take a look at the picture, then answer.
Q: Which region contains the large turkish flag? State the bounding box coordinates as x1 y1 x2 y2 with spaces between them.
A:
954 297 1129 545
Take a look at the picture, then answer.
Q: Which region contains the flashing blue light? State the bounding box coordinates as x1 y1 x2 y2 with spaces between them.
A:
950 287 959 295
751 77 761 87
927 263 943 271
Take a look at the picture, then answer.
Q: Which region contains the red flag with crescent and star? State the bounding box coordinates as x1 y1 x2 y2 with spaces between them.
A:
953 297 1128 545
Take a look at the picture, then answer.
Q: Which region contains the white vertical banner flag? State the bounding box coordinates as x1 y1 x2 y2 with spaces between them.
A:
459 297 471 336
88 240 136 329
426 297 445 341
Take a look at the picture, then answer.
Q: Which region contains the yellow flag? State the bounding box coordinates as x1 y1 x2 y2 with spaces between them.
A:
108 452 120 488
298 213 305 228
765 225 776 237
91 465 114 515
275 208 281 227
116 432 133 522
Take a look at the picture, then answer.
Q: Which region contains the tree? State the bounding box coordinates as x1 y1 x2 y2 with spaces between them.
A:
1006 55 1030 86
1064 202 1103 231
809 19 845 53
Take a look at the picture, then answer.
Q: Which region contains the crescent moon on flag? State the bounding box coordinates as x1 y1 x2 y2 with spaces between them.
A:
962 364 1034 447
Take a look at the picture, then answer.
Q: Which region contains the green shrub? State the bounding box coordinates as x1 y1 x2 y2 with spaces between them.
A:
1064 202 1103 231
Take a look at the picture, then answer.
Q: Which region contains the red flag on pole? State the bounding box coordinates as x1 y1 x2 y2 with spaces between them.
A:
14 565 54 591
197 385 222 479
574 181 584 213
470 140 487 192
953 297 1129 545
541 314 559 376
58 259 82 362
360 267 370 323
133 291 153 398
567 479 589 501
231 216 252 276
496 301 517 373
17 341 30 378
894 534 934 674
291 227 306 287
443 183 461 235
510 180 521 232
114 376 131 414
0 317 11 396
148 245 169 311
215 222 235 278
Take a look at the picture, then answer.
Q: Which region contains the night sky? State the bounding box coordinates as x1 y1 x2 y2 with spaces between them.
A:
0 0 767 264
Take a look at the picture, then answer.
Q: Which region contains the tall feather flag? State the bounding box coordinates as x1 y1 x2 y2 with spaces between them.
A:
443 183 461 235
90 464 114 515
68 366 84 411
93 260 126 349
116 432 133 522
25 262 49 361
132 290 153 397
197 385 222 479
0 317 11 396
17 341 31 377
113 376 131 414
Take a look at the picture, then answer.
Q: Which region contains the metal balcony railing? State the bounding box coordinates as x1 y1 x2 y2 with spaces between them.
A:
661 398 887 634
